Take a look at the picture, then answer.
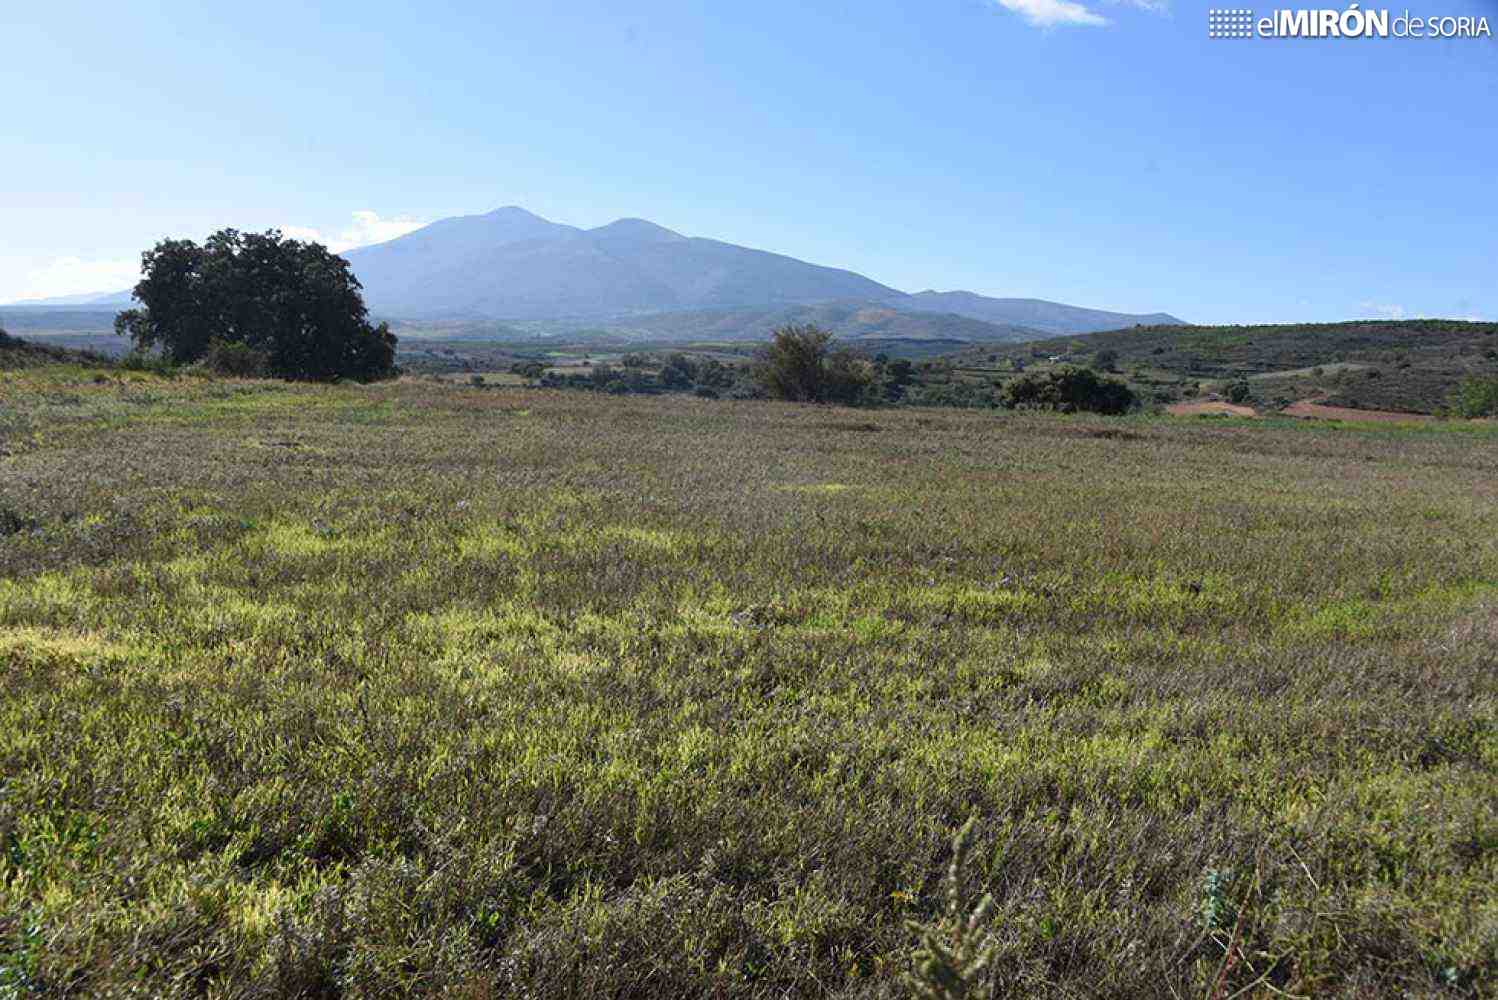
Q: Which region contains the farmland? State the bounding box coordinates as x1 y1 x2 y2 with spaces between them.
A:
1 363 1496 997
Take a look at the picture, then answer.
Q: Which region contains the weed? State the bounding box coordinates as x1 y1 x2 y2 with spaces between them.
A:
904 818 997 1000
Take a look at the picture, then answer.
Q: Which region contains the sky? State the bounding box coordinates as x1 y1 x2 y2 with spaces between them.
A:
1 0 1494 323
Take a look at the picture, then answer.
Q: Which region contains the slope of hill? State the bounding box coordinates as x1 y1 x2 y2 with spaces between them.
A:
956 319 1498 413
598 300 1041 343
0 327 113 369
899 290 1183 334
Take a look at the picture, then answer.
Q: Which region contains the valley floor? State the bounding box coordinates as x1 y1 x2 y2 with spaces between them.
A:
1 367 1495 997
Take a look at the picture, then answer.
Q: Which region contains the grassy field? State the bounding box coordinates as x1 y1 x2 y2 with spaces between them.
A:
1 364 1495 998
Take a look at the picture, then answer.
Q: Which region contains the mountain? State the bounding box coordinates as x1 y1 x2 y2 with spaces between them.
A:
344 207 1180 336
897 291 1183 336
19 207 1184 340
344 208 899 321
7 289 133 307
0 306 124 336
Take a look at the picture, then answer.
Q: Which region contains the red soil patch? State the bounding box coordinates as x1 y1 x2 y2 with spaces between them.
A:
1280 401 1433 423
1166 401 1257 417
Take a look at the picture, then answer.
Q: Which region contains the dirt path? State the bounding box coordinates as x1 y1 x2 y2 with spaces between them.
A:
1280 400 1433 423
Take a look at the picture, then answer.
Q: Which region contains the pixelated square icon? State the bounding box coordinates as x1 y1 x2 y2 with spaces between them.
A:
1207 8 1255 37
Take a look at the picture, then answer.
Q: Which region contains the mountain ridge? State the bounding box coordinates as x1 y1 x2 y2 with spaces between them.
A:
340 207 1184 335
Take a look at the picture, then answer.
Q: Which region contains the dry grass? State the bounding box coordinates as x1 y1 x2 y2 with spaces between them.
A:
2 364 1495 998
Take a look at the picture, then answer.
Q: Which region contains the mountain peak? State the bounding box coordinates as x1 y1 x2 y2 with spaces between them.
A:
338 205 1179 331
590 217 683 240
482 205 551 222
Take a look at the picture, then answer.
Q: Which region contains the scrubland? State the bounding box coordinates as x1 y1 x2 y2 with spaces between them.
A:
1 365 1495 998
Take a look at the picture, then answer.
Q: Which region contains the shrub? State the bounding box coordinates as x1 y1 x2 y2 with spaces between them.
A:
199 338 270 377
1093 348 1119 372
1449 376 1498 418
905 380 1000 409
1002 365 1136 414
1226 381 1252 404
119 349 178 376
0 504 38 536
906 818 997 1000
659 355 696 390
590 364 618 390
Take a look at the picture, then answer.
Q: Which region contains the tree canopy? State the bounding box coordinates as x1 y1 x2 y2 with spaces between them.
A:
114 229 397 381
752 325 874 405
1449 375 1498 418
1002 365 1136 414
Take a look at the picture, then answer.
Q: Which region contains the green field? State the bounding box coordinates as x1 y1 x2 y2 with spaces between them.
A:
2 365 1495 997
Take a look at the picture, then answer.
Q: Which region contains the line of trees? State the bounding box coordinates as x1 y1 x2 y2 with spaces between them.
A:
752 325 1136 413
114 229 397 381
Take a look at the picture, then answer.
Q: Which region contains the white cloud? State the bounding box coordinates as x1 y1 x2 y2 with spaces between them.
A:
1359 302 1407 320
0 211 427 304
995 0 1108 26
279 225 327 245
0 256 140 304
992 0 1167 28
282 210 427 254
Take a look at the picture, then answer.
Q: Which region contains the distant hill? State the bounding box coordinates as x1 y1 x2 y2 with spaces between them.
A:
340 206 1181 337
0 307 121 336
599 300 1041 343
898 290 1182 335
7 290 133 307
958 319 1498 413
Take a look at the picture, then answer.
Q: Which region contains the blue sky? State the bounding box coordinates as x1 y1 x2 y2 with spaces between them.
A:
2 0 1494 322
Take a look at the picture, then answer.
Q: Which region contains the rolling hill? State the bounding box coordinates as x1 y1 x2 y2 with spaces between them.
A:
956 319 1498 413
0 327 114 369
595 300 1042 343
899 290 1181 336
